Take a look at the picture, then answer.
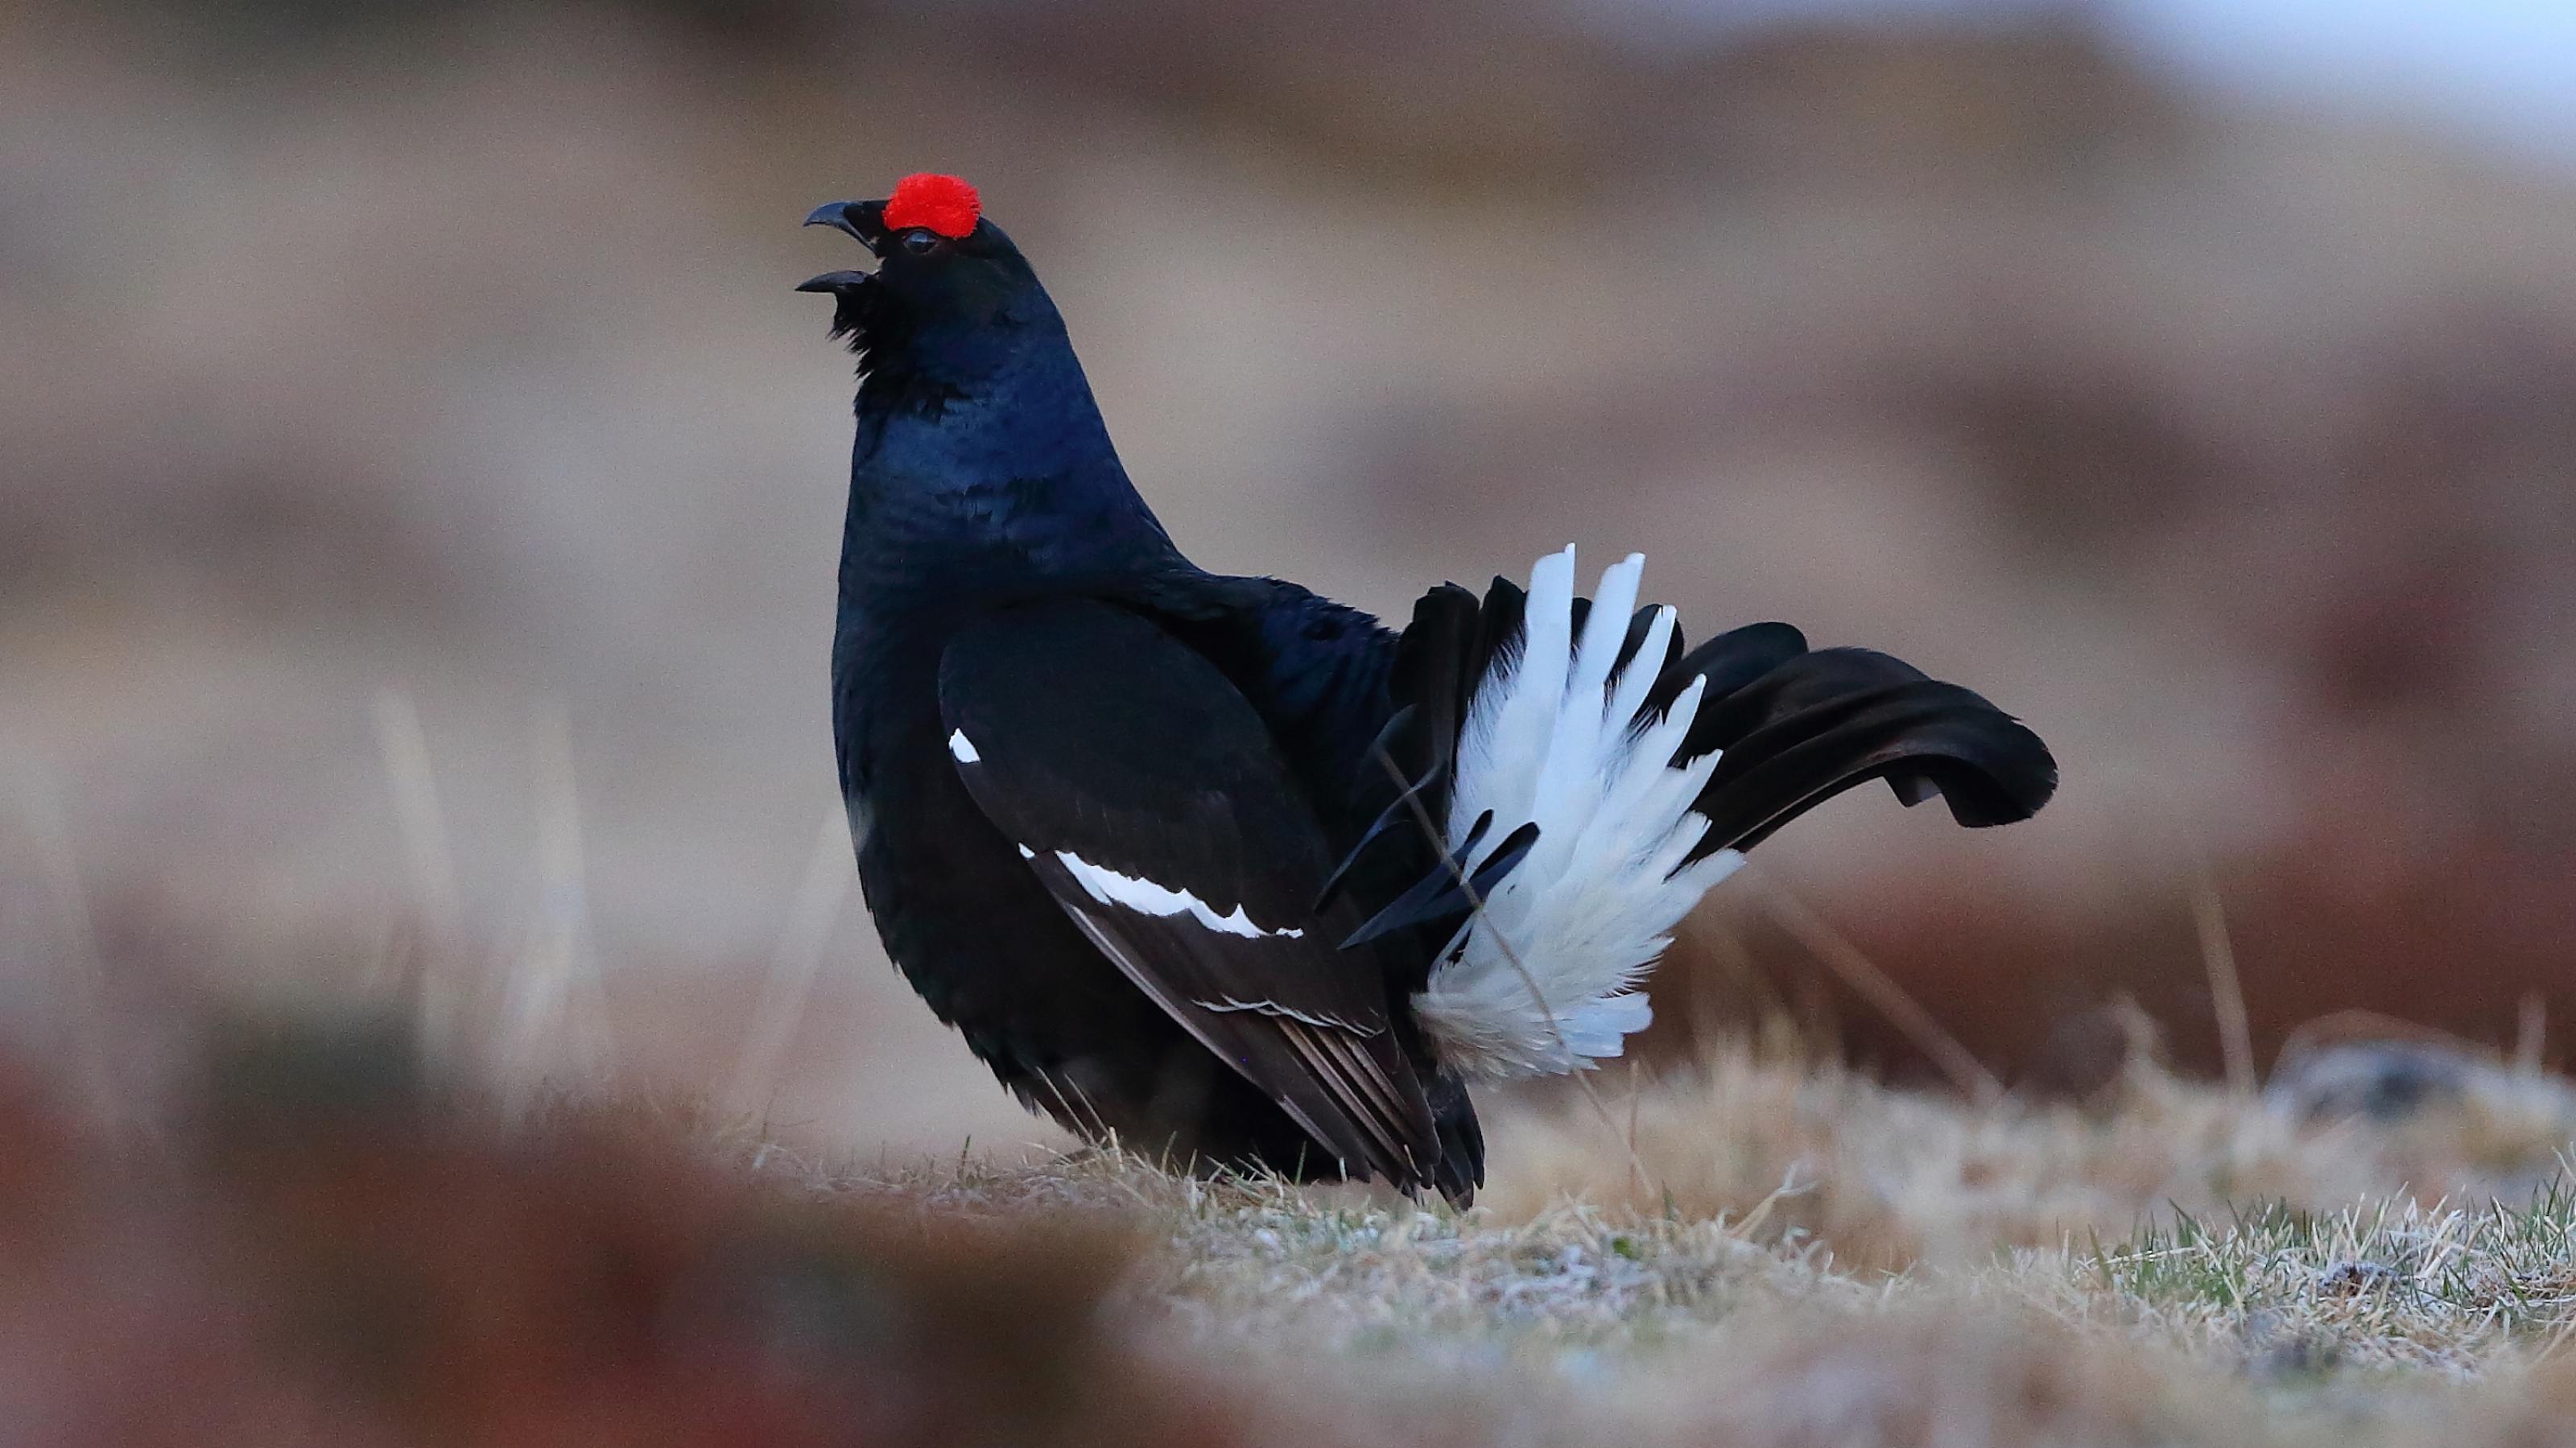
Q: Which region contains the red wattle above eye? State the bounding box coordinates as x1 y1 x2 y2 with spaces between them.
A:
883 174 980 240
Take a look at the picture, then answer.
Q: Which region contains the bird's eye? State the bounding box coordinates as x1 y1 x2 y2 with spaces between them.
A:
899 229 941 256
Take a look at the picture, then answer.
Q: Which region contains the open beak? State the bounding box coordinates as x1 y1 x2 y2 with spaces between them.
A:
799 199 890 296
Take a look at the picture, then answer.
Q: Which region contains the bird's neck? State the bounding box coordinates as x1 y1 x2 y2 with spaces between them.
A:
839 310 1186 610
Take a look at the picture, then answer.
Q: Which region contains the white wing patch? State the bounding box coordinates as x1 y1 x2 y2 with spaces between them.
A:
947 728 982 763
1414 547 1746 1080
1051 850 1307 940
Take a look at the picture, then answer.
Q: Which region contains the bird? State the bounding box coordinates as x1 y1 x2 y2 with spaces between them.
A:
800 173 2055 1203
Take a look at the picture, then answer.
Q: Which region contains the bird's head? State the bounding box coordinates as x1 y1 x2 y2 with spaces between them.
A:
800 174 1150 530
799 175 1051 393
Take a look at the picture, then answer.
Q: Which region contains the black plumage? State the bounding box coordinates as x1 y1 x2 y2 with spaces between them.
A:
804 175 2056 1203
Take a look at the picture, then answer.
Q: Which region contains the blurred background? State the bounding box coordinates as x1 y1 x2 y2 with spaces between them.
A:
6 0 2575 1162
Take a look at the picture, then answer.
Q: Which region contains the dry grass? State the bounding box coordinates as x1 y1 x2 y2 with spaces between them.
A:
1484 1041 2576 1273
760 1042 2576 1444
10 1017 2576 1445
809 1047 2576 1351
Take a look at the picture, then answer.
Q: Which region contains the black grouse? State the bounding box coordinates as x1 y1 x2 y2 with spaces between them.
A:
802 173 2055 1203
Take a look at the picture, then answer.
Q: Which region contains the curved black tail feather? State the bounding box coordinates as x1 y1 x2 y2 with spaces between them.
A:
1331 579 2057 933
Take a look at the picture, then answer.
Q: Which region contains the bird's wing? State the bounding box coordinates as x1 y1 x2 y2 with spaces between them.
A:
937 598 1442 1190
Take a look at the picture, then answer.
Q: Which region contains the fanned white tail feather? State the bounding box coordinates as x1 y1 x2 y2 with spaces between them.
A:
1414 547 1745 1080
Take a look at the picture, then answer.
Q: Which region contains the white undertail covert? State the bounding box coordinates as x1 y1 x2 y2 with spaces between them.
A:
1413 548 1744 1079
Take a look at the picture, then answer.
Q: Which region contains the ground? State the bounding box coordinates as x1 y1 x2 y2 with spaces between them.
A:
813 1042 2576 1445
9 1023 2576 1445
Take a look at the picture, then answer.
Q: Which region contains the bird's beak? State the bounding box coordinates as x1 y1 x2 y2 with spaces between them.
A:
803 200 888 254
795 269 873 295
800 199 890 298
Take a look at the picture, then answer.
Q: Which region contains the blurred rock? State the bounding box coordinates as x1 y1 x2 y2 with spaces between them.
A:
2263 1012 2575 1128
2270 1039 2473 1125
